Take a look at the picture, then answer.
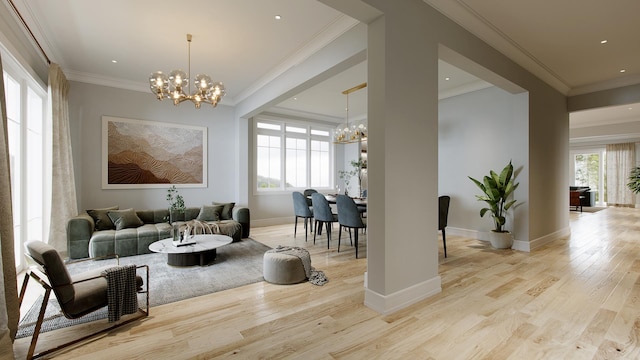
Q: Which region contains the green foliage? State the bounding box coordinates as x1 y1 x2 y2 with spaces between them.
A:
166 185 185 214
339 159 365 195
627 166 640 194
468 161 519 233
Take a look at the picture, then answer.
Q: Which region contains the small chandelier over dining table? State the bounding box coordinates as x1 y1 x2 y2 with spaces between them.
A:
149 34 225 109
334 82 367 144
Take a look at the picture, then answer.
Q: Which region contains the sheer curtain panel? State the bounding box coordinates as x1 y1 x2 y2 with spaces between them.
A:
48 64 77 254
0 53 19 353
606 142 636 207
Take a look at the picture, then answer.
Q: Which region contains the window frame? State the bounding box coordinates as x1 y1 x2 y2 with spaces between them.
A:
2 46 49 272
254 115 334 194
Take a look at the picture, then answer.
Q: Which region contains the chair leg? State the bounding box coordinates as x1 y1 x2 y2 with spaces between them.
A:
304 218 308 242
338 225 342 252
326 222 331 249
313 220 318 244
442 228 447 258
355 229 359 259
294 216 298 238
28 287 51 360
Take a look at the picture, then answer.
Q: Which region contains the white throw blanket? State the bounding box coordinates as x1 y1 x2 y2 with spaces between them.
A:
101 265 139 322
270 245 328 286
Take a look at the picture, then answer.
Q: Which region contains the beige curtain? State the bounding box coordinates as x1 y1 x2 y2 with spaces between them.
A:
606 142 636 206
48 64 77 254
0 53 19 355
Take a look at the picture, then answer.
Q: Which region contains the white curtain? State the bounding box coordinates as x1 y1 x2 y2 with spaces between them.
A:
0 53 19 356
606 142 636 206
48 64 77 254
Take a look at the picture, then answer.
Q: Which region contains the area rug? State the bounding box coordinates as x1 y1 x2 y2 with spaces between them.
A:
17 238 271 339
581 206 606 213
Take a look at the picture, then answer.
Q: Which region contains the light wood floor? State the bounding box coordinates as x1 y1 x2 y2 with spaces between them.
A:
13 207 640 359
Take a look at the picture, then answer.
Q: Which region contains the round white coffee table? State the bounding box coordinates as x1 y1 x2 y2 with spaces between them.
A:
149 234 233 266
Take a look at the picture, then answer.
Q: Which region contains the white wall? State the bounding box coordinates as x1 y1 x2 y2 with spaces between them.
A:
439 86 528 240
68 81 239 212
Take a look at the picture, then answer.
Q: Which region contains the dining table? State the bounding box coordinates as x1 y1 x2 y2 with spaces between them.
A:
308 194 367 236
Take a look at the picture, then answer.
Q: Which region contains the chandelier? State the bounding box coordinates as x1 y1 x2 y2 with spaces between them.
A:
334 82 367 144
149 34 225 109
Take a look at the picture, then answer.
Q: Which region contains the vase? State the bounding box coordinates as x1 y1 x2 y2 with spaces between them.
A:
489 231 513 249
172 223 181 242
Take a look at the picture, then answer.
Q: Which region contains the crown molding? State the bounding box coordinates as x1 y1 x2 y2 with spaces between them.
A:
424 0 571 95
568 75 640 96
570 133 640 145
233 15 360 105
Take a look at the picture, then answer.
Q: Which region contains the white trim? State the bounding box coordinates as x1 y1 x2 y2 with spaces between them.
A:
528 227 570 251
364 276 442 315
252 216 296 228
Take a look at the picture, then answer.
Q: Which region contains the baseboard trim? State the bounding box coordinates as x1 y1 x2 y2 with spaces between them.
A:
448 226 570 252
364 275 442 315
252 217 293 228
528 227 570 250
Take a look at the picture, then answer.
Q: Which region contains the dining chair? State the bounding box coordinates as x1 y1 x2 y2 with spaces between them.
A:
336 194 367 258
439 195 451 258
292 191 314 241
19 241 149 360
311 192 338 248
303 188 318 207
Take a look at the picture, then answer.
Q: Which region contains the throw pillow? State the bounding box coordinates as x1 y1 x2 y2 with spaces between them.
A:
213 202 235 220
87 206 119 231
107 208 144 230
196 205 224 221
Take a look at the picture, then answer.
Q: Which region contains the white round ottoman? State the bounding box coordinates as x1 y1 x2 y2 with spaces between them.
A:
263 250 308 285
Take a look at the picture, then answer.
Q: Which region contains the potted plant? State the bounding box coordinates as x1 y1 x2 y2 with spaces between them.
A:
166 185 186 242
627 166 640 194
468 161 519 249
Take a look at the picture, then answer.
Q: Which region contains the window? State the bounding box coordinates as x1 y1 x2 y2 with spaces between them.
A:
572 149 606 205
255 118 333 191
3 51 48 271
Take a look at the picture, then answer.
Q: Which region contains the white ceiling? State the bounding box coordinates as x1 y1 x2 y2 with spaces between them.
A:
7 0 640 126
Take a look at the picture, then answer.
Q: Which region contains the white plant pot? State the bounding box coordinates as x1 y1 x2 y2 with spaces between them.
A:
489 231 513 249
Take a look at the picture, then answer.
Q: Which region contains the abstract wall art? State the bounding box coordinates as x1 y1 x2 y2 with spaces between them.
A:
102 116 207 189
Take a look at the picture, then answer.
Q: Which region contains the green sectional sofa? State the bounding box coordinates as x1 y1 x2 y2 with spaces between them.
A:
66 204 250 259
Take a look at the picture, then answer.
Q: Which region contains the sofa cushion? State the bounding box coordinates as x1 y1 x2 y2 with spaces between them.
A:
107 208 144 230
213 202 235 220
197 205 224 221
87 206 119 231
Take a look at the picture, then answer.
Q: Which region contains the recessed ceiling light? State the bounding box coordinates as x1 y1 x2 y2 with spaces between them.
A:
445 77 450 81
629 107 633 110
620 69 627 73
111 60 117 63
600 40 608 44
274 15 281 20
293 97 297 100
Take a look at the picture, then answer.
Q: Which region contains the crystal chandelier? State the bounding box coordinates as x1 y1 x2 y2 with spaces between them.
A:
149 34 225 109
334 82 367 144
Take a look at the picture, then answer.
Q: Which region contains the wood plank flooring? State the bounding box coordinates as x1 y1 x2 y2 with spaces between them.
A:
13 207 640 359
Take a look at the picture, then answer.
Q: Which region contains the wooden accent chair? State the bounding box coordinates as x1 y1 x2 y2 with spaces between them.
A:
19 241 148 359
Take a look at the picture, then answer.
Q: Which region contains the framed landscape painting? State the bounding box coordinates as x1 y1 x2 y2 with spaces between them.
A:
102 116 207 189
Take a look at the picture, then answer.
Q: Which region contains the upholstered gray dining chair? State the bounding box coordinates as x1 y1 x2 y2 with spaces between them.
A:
303 188 318 207
19 241 148 359
311 192 338 248
292 191 314 241
439 195 451 258
336 194 367 258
